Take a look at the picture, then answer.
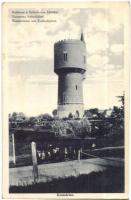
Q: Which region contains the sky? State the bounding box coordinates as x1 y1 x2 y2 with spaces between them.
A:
7 5 125 116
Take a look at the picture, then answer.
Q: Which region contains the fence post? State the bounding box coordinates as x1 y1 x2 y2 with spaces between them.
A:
64 147 67 160
78 149 81 161
12 133 16 165
31 141 38 183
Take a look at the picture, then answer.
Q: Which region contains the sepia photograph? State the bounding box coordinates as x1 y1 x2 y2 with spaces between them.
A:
2 2 130 199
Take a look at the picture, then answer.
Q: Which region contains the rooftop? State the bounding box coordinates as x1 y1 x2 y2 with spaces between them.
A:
54 39 85 46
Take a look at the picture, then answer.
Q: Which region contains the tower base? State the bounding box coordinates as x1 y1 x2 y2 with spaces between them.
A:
58 104 84 118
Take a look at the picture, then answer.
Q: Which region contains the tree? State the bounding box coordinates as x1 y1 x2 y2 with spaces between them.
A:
117 94 124 107
111 93 124 120
88 108 99 119
52 109 58 117
10 112 26 121
84 110 93 119
117 94 124 118
11 112 17 120
29 117 37 125
18 112 26 120
111 106 120 118
38 113 53 121
68 113 73 119
75 110 79 119
89 108 99 115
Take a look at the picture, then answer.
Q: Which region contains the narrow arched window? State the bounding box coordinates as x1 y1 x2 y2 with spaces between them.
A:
76 85 77 90
63 52 68 61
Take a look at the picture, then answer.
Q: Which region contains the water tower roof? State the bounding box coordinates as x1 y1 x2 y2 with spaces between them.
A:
54 39 85 46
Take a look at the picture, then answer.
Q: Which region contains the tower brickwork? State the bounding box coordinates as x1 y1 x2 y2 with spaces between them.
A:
54 35 86 118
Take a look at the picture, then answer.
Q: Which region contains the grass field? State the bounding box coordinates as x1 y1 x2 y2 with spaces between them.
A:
9 157 123 187
9 167 124 193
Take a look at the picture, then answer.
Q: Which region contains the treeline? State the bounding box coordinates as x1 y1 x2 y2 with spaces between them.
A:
9 95 124 139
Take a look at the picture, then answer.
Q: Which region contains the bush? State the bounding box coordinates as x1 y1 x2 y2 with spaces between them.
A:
51 118 91 138
51 119 74 137
69 118 91 138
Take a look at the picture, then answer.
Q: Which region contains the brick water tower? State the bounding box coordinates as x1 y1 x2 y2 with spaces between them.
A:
54 33 86 118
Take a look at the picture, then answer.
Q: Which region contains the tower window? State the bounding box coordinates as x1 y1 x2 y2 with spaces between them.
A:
76 85 77 90
84 56 86 64
63 52 68 61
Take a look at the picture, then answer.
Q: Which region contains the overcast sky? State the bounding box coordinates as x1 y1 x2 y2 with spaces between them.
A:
8 6 125 116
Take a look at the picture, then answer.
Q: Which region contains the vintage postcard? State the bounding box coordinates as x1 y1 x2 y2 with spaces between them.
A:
2 2 130 199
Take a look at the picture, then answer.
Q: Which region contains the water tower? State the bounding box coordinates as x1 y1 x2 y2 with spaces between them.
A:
54 33 86 118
